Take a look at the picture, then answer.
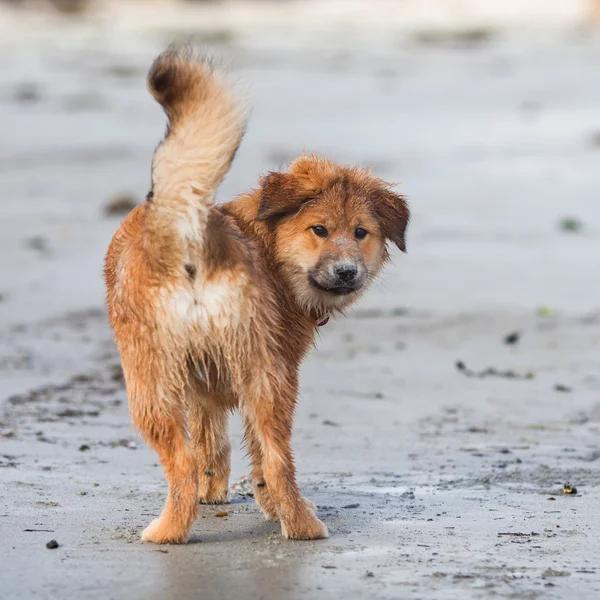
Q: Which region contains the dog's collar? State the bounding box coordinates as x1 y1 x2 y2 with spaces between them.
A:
316 313 330 327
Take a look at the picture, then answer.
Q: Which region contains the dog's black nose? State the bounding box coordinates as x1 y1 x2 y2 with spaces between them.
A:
334 263 358 282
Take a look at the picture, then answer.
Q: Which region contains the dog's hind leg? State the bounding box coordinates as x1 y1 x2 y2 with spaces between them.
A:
126 368 199 544
187 395 231 505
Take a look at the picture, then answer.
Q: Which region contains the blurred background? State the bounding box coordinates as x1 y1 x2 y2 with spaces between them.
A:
3 3 600 598
1 0 599 327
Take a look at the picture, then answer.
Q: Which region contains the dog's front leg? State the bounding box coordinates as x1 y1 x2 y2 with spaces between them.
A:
243 377 328 540
244 429 279 521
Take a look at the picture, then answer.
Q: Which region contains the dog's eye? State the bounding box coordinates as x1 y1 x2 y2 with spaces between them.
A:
311 225 329 238
354 227 368 240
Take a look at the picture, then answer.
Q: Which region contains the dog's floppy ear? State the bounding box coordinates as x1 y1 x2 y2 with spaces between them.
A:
369 186 410 252
256 171 313 221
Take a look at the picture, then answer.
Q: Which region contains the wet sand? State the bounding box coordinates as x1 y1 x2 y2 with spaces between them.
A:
2 8 600 599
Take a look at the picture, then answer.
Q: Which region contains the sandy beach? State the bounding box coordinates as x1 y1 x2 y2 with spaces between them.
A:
1 2 600 598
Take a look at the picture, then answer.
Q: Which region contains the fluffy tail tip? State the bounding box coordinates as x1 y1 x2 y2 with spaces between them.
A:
148 44 240 122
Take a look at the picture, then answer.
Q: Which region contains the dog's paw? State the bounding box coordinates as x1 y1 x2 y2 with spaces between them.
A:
255 493 279 521
198 487 230 505
253 484 279 521
141 518 190 544
281 510 328 540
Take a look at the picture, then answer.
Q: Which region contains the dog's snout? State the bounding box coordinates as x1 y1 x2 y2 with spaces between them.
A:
333 263 358 282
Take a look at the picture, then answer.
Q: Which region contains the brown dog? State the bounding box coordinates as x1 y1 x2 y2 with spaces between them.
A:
104 46 409 544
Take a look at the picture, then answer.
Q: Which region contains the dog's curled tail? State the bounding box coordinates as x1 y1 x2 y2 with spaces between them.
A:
147 45 247 232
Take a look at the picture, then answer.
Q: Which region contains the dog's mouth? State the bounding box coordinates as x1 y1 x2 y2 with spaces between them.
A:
308 275 361 296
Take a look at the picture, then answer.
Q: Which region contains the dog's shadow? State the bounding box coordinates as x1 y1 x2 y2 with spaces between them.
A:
187 518 277 545
184 493 373 545
187 498 278 544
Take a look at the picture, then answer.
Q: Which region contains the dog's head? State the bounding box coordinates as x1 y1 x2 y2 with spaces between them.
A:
256 156 409 314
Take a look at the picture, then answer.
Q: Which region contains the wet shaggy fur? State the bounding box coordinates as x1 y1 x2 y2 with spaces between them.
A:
104 45 410 544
